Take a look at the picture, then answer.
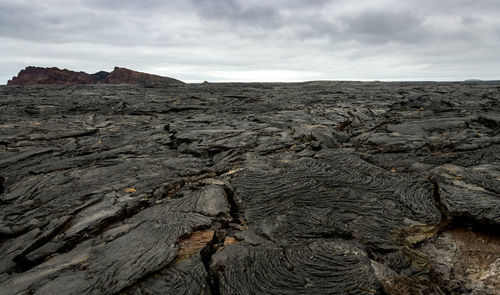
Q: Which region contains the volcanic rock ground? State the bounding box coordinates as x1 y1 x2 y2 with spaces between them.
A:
0 82 499 294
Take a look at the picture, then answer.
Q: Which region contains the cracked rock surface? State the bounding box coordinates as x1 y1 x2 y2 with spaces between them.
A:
0 82 499 294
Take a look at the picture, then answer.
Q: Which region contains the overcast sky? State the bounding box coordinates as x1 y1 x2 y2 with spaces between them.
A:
1 0 499 83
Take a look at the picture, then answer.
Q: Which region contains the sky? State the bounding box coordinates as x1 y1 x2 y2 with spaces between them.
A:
1 0 499 83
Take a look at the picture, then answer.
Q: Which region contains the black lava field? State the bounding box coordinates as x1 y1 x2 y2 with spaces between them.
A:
0 81 499 294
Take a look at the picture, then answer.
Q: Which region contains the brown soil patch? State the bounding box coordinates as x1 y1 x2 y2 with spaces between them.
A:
177 229 214 258
450 228 500 290
216 236 240 253
223 236 239 246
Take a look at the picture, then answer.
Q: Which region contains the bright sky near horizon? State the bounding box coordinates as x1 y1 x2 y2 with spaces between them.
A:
1 0 499 83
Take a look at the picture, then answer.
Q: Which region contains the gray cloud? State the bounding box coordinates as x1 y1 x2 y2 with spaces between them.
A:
192 0 281 28
1 0 500 83
340 11 425 43
460 15 481 25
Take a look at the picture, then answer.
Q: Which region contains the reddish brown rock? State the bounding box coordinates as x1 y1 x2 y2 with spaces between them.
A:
7 66 93 85
104 67 184 85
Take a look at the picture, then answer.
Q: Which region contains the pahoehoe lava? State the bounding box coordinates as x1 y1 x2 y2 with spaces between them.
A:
0 81 499 294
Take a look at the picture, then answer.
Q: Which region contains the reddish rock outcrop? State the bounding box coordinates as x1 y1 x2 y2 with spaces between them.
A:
7 66 184 85
104 67 184 85
7 67 93 85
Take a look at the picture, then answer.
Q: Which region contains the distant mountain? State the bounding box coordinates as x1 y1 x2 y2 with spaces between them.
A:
89 71 110 83
104 67 184 85
7 66 184 85
7 67 93 85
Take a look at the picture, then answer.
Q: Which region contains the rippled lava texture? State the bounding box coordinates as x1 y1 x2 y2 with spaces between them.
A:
0 82 499 295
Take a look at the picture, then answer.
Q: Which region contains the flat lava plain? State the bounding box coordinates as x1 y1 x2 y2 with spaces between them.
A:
0 81 499 294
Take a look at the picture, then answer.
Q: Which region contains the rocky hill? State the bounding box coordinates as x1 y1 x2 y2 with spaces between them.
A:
7 66 93 85
0 81 499 294
104 67 183 85
7 66 184 85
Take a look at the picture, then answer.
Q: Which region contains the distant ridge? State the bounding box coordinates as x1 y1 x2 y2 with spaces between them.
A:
7 66 184 85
